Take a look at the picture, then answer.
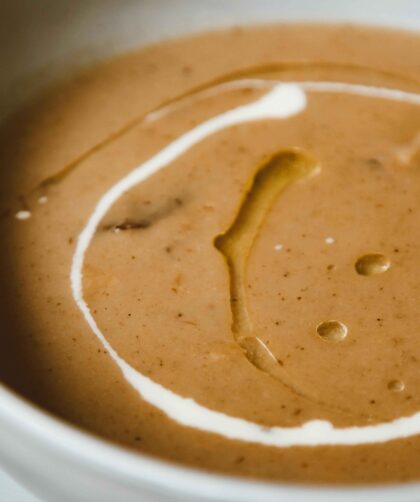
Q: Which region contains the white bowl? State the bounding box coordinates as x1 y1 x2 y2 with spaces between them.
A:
0 1 419 501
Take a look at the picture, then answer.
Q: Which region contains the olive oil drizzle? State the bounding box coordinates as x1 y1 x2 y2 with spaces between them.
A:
215 149 318 382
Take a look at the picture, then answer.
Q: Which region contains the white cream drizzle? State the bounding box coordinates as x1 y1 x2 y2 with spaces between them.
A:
71 80 420 447
15 210 31 220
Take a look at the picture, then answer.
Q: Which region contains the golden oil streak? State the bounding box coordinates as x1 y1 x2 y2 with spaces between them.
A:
32 60 420 193
215 149 318 343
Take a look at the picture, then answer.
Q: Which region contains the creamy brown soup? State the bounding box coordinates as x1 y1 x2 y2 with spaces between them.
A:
0 24 420 484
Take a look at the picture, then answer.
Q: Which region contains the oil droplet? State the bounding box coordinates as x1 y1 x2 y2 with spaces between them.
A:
325 237 335 244
388 379 405 392
355 253 390 276
38 196 48 204
238 336 280 374
15 210 31 220
316 320 348 342
274 243 283 251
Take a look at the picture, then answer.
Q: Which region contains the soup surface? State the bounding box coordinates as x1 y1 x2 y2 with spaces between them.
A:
0 24 420 483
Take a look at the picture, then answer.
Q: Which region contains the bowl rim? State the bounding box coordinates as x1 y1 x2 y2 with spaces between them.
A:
1 381 419 502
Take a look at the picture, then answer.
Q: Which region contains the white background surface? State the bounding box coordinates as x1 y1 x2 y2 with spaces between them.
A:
0 470 39 502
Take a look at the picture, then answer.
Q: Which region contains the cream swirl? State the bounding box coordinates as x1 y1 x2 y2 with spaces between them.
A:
71 80 420 447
